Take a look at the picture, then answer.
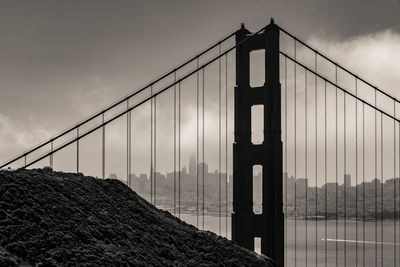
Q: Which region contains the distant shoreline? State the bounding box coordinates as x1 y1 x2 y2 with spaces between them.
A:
285 216 398 222
167 212 397 222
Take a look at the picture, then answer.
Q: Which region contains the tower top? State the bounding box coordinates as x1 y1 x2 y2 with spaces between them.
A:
270 18 275 24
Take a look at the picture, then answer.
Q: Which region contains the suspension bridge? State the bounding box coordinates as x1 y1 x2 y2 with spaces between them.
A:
2 19 400 267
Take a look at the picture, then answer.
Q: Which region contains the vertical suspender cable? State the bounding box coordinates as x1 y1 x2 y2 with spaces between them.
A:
179 81 181 218
355 79 358 267
396 117 400 266
375 90 378 267
155 94 157 206
77 127 79 174
344 87 347 267
335 65 339 267
381 112 384 267
127 100 130 186
151 85 153 204
197 58 200 228
102 113 105 178
398 115 400 264
305 69 308 267
394 100 397 267
294 39 297 267
50 141 53 169
219 44 222 236
48 147 51 168
129 101 132 186
285 56 288 264
174 72 177 215
225 53 228 238
127 101 129 185
325 80 328 267
203 68 205 230
363 102 366 266
315 52 318 267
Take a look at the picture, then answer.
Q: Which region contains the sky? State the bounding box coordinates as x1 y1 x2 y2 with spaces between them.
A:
1 0 400 182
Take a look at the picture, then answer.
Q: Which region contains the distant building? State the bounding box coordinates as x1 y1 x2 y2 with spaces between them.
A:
287 175 295 189
198 162 208 177
297 178 308 189
323 182 337 192
189 155 196 177
296 178 308 197
182 166 187 175
129 173 147 193
344 174 351 188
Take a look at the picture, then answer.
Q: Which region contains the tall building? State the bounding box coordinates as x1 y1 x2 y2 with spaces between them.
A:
189 155 196 177
296 178 308 189
296 178 308 198
344 174 351 188
198 162 208 177
182 166 187 175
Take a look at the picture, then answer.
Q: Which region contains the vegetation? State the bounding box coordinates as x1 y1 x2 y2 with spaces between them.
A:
0 168 274 266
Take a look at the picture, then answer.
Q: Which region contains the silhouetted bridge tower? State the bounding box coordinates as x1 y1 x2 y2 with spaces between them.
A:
2 19 400 267
233 20 283 265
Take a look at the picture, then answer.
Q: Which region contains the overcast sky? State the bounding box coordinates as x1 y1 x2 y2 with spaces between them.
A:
1 0 400 180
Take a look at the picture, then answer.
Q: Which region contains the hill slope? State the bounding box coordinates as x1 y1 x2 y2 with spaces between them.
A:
0 168 274 266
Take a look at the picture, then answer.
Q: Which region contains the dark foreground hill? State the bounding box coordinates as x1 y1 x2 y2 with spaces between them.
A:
0 168 274 266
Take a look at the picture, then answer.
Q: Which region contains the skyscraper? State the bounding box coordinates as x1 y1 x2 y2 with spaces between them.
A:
189 154 196 177
344 174 351 188
198 162 208 177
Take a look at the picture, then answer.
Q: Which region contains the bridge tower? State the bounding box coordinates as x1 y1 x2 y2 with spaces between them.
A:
232 19 284 266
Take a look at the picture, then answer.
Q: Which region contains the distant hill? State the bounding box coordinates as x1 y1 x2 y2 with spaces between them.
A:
0 168 274 266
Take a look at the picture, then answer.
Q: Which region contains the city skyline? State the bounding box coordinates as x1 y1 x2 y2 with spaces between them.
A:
109 154 229 181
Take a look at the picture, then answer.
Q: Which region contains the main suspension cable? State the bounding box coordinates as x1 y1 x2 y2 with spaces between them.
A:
279 52 400 124
277 25 400 105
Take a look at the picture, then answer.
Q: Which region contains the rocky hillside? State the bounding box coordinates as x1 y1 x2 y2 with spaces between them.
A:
0 168 274 266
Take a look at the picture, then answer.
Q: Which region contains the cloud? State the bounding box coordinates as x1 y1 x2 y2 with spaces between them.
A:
307 29 400 99
0 113 51 167
281 29 400 186
4 28 400 181
70 77 118 116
